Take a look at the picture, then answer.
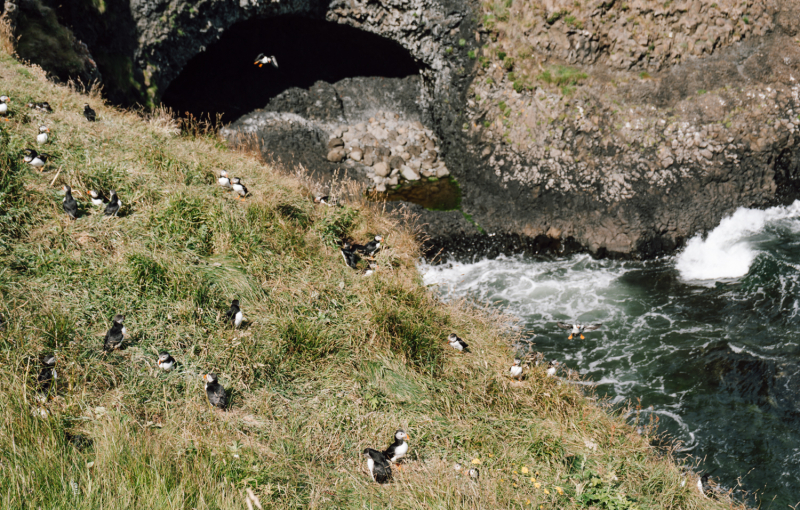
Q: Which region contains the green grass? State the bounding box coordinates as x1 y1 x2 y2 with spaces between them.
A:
0 44 737 509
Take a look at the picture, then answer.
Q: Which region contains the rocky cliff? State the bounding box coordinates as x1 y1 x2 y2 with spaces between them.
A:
7 0 800 258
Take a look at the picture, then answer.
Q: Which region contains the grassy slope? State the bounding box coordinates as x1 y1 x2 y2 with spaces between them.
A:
0 51 734 509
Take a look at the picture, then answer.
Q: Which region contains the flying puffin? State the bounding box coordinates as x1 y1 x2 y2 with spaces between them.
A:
218 170 231 189
86 189 109 207
468 468 480 479
447 333 469 353
23 149 48 171
362 448 392 484
546 360 559 377
203 373 228 409
225 299 243 328
83 103 96 122
104 190 121 216
509 359 523 379
103 314 126 351
313 195 338 207
341 242 358 269
62 185 79 220
253 54 278 68
0 95 8 116
556 322 602 340
354 236 383 258
158 351 176 371
37 354 57 393
231 177 248 199
382 430 410 465
37 125 50 145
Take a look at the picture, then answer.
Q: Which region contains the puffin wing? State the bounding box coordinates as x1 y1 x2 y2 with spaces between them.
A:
584 323 603 331
270 56 278 68
556 322 572 330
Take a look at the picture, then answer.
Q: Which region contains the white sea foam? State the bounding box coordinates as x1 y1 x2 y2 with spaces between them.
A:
675 200 800 282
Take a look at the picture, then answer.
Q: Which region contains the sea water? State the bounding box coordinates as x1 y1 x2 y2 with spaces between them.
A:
421 200 800 505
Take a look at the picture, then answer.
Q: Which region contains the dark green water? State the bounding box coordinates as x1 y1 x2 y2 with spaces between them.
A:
422 201 800 506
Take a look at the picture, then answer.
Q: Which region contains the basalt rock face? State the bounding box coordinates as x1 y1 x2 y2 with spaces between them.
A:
21 0 800 258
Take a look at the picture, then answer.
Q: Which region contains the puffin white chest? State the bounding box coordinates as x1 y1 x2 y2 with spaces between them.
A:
0 104 7 114
393 441 409 460
160 360 174 371
367 458 375 479
234 311 243 328
449 340 463 351
510 366 523 378
37 133 48 144
121 326 127 338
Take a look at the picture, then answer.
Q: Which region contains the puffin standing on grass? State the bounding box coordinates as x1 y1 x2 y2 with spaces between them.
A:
225 299 243 328
231 177 248 200
354 236 383 258
37 354 57 393
23 149 49 171
203 373 227 409
509 359 523 380
253 54 278 68
28 101 52 113
218 170 231 190
341 242 358 269
86 189 109 207
382 430 410 466
37 125 50 145
447 333 469 353
83 103 96 122
104 190 121 216
62 185 79 220
362 448 392 484
158 351 176 371
557 322 602 340
0 95 9 116
546 360 559 377
103 314 126 351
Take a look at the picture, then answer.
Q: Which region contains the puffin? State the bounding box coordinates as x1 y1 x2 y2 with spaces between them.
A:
253 54 279 68
0 95 8 115
158 351 176 371
37 125 49 144
37 354 57 393
341 242 358 269
218 170 231 189
28 101 52 113
83 103 96 122
509 359 523 379
382 430 410 465
62 185 79 220
23 149 48 171
86 189 109 207
697 473 711 497
468 468 480 479
225 299 243 328
103 314 126 351
354 236 383 258
104 190 121 216
231 177 248 199
546 360 559 377
203 373 227 409
362 448 392 484
363 263 377 277
447 333 469 353
557 322 602 340
313 195 338 207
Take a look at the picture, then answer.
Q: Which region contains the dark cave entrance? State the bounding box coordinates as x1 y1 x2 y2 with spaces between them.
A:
161 16 424 123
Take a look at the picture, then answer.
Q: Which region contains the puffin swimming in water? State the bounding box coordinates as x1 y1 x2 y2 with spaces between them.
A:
341 242 358 269
158 351 176 371
447 333 469 353
546 360 559 377
509 359 523 380
231 177 248 199
218 170 231 190
86 189 109 207
362 448 392 484
103 314 126 351
225 299 243 328
203 373 228 409
382 430 410 465
104 190 121 216
0 95 9 116
37 354 57 393
253 54 278 68
557 322 602 340
23 149 49 171
62 185 79 220
83 103 96 122
353 236 383 258
37 125 50 145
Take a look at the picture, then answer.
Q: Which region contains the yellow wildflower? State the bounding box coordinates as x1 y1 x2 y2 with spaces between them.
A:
544 489 550 495
534 482 541 488
526 499 531 505
555 486 564 495
471 458 481 465
530 477 536 483
521 466 529 474
488 453 493 457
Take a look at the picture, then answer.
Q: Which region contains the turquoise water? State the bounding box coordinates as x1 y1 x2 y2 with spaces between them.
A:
421 201 800 506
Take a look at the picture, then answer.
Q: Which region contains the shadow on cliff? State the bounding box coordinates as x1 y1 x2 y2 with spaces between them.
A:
161 16 423 123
